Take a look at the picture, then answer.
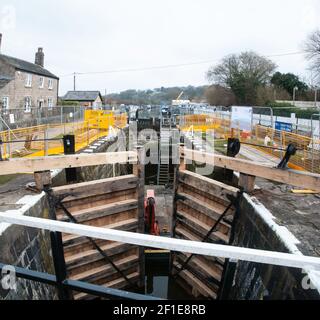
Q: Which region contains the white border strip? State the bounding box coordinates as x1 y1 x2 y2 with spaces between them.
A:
0 212 320 271
0 193 45 236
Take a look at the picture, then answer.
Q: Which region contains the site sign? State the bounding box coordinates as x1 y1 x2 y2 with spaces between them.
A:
231 106 253 131
275 121 292 132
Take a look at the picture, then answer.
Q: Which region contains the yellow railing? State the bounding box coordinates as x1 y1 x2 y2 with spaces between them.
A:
178 114 222 132
249 125 320 172
178 114 320 173
0 112 128 159
114 113 128 128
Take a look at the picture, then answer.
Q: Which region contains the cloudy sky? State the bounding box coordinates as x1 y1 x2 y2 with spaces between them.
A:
1 0 319 95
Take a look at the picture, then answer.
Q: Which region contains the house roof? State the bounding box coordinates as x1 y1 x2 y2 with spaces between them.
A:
0 54 59 79
0 75 14 89
62 91 102 102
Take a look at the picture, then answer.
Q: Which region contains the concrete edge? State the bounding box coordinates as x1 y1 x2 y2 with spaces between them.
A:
0 169 62 235
243 192 320 295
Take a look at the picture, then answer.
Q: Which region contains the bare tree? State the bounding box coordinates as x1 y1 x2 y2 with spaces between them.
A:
304 30 320 84
205 85 236 106
206 51 277 105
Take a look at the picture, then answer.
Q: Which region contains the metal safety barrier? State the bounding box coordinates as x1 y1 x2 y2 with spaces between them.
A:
0 111 128 159
178 113 320 173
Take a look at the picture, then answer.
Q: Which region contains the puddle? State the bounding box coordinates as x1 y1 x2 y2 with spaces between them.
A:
144 253 194 300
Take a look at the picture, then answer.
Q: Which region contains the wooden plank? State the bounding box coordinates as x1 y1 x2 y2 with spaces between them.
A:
177 191 234 224
291 190 320 194
173 263 217 299
176 219 228 245
64 239 108 258
66 242 134 271
176 209 229 243
174 255 221 291
184 149 320 192
174 248 225 268
93 265 138 287
179 182 233 208
67 249 139 280
58 199 138 223
63 219 139 258
175 225 228 260
68 248 139 279
0 151 137 175
83 213 138 228
71 254 139 282
176 253 223 283
177 190 235 218
59 189 137 210
175 224 200 242
74 272 140 300
179 170 239 201
69 247 139 280
52 175 138 198
2 213 320 270
177 201 230 234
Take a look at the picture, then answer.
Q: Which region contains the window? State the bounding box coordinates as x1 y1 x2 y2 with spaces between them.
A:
2 97 9 110
24 97 32 112
39 77 44 88
38 99 44 108
48 79 53 90
48 97 53 109
25 74 32 87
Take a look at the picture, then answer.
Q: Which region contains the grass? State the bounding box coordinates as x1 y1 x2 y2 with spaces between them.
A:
0 174 21 186
205 137 227 155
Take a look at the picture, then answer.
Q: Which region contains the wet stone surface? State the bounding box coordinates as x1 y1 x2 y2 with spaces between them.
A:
254 178 320 257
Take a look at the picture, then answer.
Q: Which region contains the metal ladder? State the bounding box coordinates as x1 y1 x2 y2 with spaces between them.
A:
157 116 171 186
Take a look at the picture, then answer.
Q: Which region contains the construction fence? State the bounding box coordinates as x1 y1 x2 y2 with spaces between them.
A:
178 113 320 173
0 106 87 131
0 109 128 159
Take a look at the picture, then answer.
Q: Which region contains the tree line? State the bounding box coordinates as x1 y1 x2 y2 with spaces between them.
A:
104 29 320 111
105 86 208 106
206 29 320 107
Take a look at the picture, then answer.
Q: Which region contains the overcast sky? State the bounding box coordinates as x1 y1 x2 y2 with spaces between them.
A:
1 0 319 95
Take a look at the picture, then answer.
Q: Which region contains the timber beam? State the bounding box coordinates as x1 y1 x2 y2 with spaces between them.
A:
0 151 137 176
183 149 320 192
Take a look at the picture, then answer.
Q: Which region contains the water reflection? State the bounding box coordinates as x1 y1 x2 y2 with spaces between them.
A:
145 254 193 300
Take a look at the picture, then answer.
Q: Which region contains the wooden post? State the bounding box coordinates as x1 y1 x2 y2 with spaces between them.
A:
132 155 138 177
44 125 49 157
136 147 145 288
238 173 256 193
63 135 77 183
179 144 186 171
170 162 180 276
34 170 52 191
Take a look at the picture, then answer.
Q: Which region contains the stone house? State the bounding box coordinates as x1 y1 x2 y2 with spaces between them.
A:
62 91 103 109
0 35 59 113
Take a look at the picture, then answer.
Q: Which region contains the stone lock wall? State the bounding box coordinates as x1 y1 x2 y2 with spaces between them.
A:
80 128 130 182
0 194 57 300
223 194 320 300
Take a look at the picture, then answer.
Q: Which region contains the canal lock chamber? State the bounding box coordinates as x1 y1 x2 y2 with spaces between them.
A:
2 121 319 300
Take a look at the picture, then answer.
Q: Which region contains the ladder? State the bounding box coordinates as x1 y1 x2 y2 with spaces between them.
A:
157 116 172 186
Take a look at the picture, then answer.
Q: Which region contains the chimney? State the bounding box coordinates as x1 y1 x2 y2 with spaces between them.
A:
0 34 2 53
35 47 44 67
